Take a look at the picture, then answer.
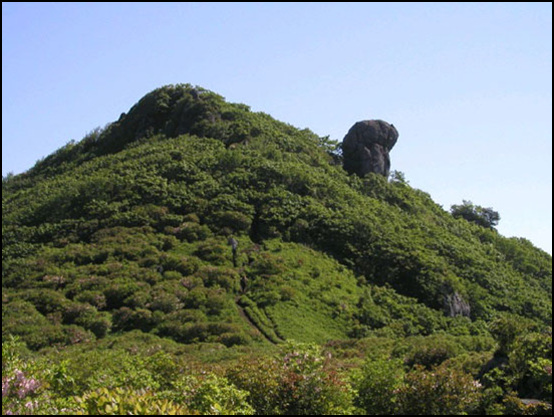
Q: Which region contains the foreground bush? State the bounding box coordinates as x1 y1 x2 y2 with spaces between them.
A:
353 356 404 415
397 364 482 415
74 387 191 415
227 342 354 415
172 374 254 415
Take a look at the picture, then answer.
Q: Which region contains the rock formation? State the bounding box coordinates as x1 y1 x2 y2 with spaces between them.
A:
444 291 471 318
342 120 398 177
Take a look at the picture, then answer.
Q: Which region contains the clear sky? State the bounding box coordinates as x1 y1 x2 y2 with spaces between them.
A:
2 2 552 254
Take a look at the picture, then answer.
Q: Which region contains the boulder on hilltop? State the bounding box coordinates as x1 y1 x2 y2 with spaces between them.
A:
342 120 398 177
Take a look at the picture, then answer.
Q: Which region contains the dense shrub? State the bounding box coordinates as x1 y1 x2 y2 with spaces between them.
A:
160 254 200 276
74 290 107 310
102 279 143 310
508 329 552 401
503 395 553 416
397 335 462 369
397 364 482 415
112 307 156 332
75 387 191 415
172 374 254 415
194 239 229 265
353 356 404 415
227 342 354 415
62 303 112 338
209 210 252 234
197 266 239 291
2 301 67 350
149 291 181 313
2 337 50 415
174 221 212 242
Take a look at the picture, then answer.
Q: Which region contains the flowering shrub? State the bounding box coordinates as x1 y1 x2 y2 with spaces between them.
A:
2 369 42 414
396 364 482 415
2 337 53 415
3 369 41 399
227 342 354 415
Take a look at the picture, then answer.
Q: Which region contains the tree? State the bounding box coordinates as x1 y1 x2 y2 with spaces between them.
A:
389 170 409 185
450 200 500 229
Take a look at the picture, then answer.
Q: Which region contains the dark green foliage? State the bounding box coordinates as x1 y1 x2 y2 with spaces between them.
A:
451 199 500 229
2 84 551 414
353 356 404 414
2 300 67 349
509 330 552 401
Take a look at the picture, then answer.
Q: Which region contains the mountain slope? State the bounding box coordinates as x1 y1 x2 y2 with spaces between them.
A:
3 84 551 353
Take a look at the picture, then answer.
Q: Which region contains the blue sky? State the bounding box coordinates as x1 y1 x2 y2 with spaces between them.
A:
2 2 552 253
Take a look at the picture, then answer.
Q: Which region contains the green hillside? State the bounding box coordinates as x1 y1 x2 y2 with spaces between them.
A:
2 84 551 415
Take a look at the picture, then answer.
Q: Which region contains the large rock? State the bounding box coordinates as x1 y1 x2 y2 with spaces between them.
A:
444 291 471 318
342 120 398 177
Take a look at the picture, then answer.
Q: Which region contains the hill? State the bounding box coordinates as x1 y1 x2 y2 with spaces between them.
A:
2 84 551 415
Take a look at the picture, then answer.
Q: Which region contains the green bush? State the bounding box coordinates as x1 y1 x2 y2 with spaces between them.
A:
2 337 78 414
2 300 67 350
226 357 283 414
398 335 462 369
75 387 191 415
112 307 155 332
63 325 97 345
2 342 44 415
279 285 296 301
253 288 282 307
508 330 552 401
353 356 404 415
247 252 285 276
175 221 212 242
172 374 254 415
194 239 229 265
162 270 183 281
103 278 142 309
451 200 500 229
149 291 181 313
197 266 239 291
20 289 70 315
74 291 107 310
397 364 482 415
217 332 250 347
227 342 354 415
204 289 228 315
184 287 208 309
503 395 553 416
63 303 112 337
209 210 252 234
490 315 535 357
160 254 200 276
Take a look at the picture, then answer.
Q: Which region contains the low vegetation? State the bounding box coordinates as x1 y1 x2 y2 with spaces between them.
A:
3 84 551 414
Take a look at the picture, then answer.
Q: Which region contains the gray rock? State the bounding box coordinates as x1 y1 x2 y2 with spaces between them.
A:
342 120 398 177
444 291 471 318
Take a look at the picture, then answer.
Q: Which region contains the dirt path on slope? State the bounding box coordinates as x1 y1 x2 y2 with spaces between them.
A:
235 296 283 345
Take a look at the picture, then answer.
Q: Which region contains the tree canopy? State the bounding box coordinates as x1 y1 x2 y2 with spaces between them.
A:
450 200 500 229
